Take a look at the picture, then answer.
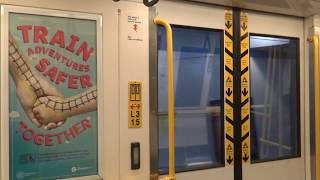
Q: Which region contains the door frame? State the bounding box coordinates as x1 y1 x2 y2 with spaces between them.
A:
149 1 234 180
242 10 306 180
149 1 309 180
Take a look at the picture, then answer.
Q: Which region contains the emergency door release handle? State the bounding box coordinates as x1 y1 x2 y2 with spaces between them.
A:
131 142 140 170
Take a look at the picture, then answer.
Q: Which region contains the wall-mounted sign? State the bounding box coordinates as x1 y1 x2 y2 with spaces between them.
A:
128 81 142 128
7 8 101 179
127 13 144 42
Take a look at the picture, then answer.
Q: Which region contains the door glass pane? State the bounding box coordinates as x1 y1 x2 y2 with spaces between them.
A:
250 35 300 162
157 26 223 173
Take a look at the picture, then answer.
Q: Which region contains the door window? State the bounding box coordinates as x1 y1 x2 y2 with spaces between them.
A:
157 25 224 173
250 35 300 162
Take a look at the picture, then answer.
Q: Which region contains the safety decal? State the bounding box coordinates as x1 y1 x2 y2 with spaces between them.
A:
128 81 142 128
225 10 234 166
240 12 250 164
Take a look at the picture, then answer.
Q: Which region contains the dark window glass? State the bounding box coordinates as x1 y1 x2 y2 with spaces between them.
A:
250 35 300 162
157 26 224 173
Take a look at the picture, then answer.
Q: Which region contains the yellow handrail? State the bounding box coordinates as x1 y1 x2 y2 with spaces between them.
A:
153 17 176 180
315 35 320 180
309 35 320 180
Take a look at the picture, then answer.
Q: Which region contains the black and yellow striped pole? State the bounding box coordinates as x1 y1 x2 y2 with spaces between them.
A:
240 12 250 164
226 8 250 180
224 10 235 166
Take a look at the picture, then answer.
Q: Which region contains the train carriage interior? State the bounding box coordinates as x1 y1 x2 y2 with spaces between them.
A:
1 0 320 180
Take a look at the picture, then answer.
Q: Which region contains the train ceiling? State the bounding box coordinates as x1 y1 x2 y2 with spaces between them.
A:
188 0 320 17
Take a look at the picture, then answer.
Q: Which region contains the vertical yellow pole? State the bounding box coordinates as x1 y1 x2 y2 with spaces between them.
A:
154 18 176 180
314 36 320 180
309 35 320 180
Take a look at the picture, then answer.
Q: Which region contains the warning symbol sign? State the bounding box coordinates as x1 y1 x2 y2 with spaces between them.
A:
242 77 248 83
227 77 232 83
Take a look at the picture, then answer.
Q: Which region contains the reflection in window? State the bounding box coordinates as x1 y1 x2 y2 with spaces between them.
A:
157 26 223 173
250 35 300 162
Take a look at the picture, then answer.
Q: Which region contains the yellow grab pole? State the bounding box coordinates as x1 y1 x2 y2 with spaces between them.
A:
153 17 176 180
314 35 320 180
309 35 320 180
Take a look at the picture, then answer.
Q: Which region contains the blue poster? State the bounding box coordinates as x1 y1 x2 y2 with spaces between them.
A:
9 12 98 180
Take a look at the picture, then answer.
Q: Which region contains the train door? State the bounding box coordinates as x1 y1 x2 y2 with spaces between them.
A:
150 1 233 180
150 1 306 180
244 11 305 180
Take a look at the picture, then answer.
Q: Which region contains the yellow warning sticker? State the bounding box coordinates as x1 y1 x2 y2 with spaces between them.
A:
128 81 142 128
240 12 250 164
225 10 234 166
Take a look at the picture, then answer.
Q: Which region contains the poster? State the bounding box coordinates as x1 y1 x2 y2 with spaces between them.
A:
8 12 99 180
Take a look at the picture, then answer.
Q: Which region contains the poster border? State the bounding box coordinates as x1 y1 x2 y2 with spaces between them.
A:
0 5 104 180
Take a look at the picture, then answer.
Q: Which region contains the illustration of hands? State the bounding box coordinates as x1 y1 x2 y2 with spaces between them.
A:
9 33 97 129
33 87 97 126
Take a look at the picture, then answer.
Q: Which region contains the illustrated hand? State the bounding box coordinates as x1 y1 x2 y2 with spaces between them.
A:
32 87 98 126
33 96 71 126
9 33 65 129
13 72 66 129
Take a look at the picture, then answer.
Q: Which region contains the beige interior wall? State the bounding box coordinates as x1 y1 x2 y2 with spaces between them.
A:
0 1 315 180
0 0 150 180
244 11 306 180
118 2 150 180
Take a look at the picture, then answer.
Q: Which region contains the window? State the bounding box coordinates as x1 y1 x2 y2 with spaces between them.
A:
157 25 224 173
250 35 300 162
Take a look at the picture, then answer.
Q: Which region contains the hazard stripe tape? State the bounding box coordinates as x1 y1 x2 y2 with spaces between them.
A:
224 10 234 166
225 48 233 58
241 98 249 107
226 99 234 108
241 115 249 124
241 132 249 141
240 49 248 59
226 134 234 142
241 67 248 74
226 116 234 125
226 66 233 75
240 12 251 164
225 31 233 41
240 32 248 41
